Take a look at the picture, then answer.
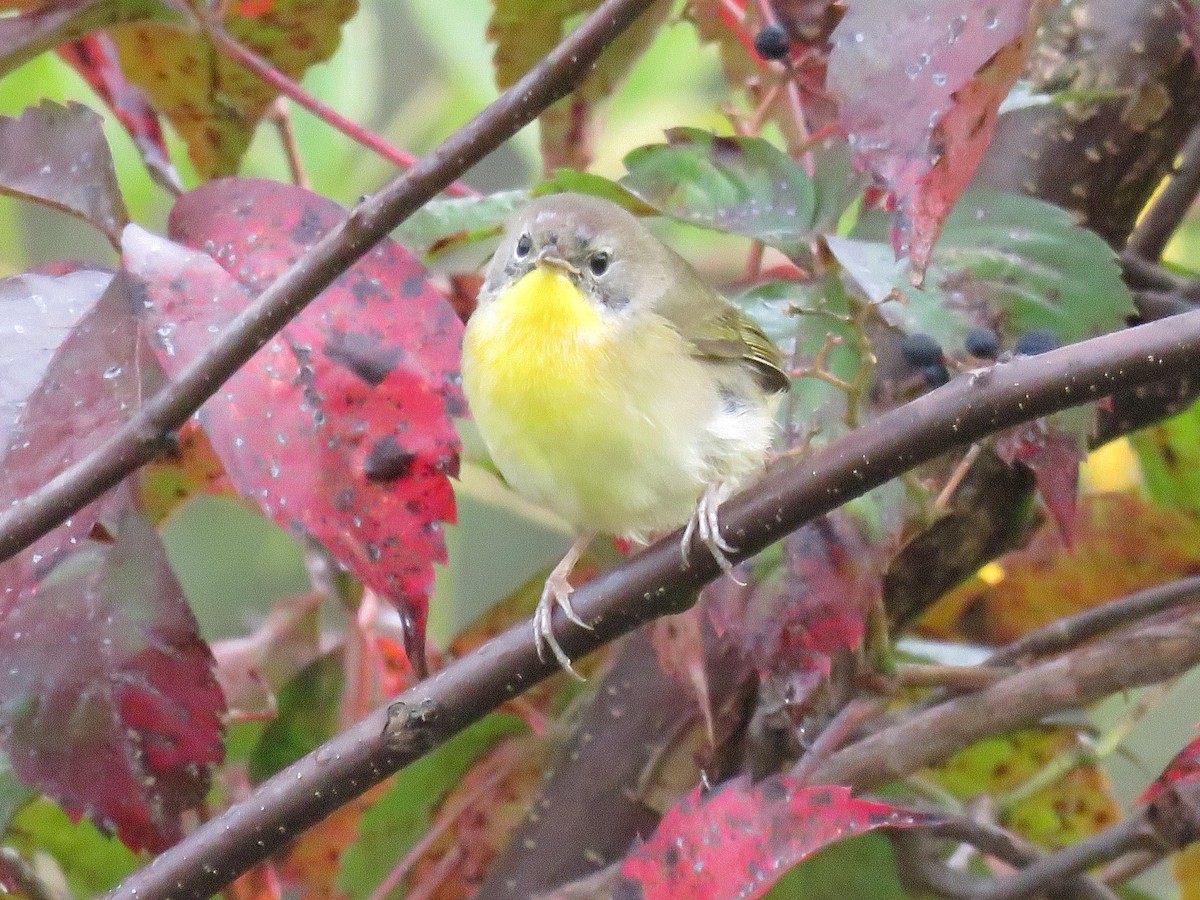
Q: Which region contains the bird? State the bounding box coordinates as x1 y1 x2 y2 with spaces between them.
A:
461 192 788 676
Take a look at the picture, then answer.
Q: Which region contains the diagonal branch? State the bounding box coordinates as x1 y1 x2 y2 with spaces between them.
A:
109 307 1200 900
0 0 663 566
1125 119 1200 262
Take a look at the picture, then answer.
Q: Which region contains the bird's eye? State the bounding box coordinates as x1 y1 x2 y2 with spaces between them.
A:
515 234 533 258
588 251 611 277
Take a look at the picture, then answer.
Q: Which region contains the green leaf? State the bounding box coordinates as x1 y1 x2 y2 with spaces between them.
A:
395 190 527 255
6 798 139 897
765 833 908 900
247 651 343 783
337 713 527 898
621 128 820 253
0 751 33 834
1131 396 1200 516
534 169 656 213
828 189 1134 349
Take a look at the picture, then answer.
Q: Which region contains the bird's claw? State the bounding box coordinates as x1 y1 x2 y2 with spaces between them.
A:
681 483 746 586
533 566 591 681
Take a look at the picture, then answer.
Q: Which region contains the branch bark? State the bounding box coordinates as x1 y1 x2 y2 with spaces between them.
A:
109 307 1200 899
0 0 663 565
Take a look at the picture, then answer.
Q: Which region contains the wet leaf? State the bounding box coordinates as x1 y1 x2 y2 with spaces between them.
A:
614 779 937 900
828 0 1050 274
622 128 819 253
106 0 358 176
921 492 1200 644
126 178 464 649
57 34 181 194
136 418 238 525
828 189 1134 349
994 415 1087 545
488 0 672 170
0 510 225 852
710 514 879 701
0 269 159 607
0 101 128 245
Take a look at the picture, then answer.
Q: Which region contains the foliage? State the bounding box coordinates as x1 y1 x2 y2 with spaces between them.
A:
0 0 1198 898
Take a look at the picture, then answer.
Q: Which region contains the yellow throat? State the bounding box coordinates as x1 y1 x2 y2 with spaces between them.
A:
462 266 614 418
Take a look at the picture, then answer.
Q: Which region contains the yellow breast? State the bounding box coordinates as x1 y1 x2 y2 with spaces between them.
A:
462 267 717 536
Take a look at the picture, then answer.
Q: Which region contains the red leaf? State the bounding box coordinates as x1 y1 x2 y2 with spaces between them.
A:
828 0 1046 276
710 514 879 700
0 510 224 852
995 421 1083 546
57 34 182 194
124 179 463 651
613 779 938 900
1140 730 1200 804
0 269 161 608
0 100 129 245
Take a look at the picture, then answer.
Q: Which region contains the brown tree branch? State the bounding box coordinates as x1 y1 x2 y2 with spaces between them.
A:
109 308 1200 899
1125 119 1200 261
988 573 1200 666
810 609 1200 790
0 0 663 565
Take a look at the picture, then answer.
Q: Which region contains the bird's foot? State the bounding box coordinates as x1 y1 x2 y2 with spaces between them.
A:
681 482 746 585
533 534 595 680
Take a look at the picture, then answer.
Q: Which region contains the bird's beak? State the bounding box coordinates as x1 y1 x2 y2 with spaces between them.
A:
534 246 580 277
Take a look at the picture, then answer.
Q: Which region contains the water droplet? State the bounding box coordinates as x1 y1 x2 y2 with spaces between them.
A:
103 365 123 379
932 72 948 87
983 7 999 28
947 14 967 44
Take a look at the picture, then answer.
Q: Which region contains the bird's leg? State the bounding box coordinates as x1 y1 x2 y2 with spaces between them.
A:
534 531 595 680
681 481 744 584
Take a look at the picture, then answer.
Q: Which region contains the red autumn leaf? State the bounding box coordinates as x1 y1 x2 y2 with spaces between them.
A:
0 510 225 852
0 100 129 245
123 178 463 659
710 514 879 702
57 33 181 194
0 268 161 607
612 779 938 900
827 0 1047 276
995 419 1084 546
1140 730 1200 804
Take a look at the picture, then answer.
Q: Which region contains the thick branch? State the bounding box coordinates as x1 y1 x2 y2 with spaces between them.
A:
110 309 1200 899
811 610 1200 790
1126 120 1200 261
0 0 663 565
988 573 1200 665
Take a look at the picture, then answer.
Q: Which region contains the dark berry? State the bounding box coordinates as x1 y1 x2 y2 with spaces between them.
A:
754 24 791 60
900 332 944 368
1014 328 1062 356
921 363 951 388
964 326 1001 359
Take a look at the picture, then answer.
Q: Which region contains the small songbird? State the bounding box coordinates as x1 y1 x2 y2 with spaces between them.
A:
461 193 788 675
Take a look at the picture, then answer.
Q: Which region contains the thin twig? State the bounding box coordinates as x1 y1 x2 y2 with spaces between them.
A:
793 696 887 785
267 97 310 189
107 311 1200 900
893 662 1014 691
205 22 478 198
987 574 1200 666
0 0 663 567
1125 120 1200 261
